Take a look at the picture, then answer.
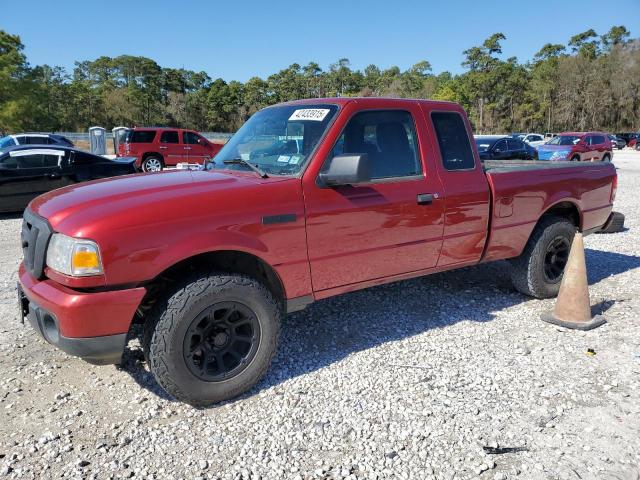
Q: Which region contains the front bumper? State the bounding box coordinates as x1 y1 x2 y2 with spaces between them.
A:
18 264 146 365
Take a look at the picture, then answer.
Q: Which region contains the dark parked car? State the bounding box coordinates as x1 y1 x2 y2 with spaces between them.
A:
608 134 626 150
615 132 638 147
0 133 74 150
474 135 537 160
0 145 136 213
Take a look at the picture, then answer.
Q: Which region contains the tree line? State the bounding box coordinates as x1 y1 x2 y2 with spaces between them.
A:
0 26 638 135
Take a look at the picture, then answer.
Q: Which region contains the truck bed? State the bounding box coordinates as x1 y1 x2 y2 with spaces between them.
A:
481 159 616 262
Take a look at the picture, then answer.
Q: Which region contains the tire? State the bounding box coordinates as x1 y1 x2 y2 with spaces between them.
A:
509 216 576 299
602 153 611 162
143 272 282 407
570 155 580 162
141 156 164 172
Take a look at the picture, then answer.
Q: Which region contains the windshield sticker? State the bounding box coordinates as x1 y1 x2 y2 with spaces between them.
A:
289 155 302 165
289 108 330 122
277 155 291 163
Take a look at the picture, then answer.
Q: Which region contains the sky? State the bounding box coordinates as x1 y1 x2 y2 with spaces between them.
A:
3 0 639 81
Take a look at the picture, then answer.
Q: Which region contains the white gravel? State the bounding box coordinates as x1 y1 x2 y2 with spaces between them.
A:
1 151 639 479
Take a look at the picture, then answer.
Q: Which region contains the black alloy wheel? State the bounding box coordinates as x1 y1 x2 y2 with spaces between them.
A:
543 236 570 283
183 301 260 382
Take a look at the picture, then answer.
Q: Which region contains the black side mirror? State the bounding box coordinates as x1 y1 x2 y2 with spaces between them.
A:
318 153 370 187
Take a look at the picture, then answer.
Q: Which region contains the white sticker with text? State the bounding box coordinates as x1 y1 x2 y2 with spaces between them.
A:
289 108 330 122
277 155 291 163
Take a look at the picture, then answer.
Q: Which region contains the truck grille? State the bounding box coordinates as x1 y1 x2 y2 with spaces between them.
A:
21 209 53 279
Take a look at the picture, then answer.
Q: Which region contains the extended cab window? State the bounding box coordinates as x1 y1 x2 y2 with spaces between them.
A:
328 110 422 179
161 131 179 143
431 112 475 170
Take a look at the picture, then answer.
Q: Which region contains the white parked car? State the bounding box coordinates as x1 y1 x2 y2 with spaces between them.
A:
516 133 546 148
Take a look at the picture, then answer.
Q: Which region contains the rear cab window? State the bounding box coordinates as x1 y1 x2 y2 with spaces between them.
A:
430 111 475 170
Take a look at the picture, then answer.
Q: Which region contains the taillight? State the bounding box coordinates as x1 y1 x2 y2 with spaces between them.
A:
611 174 617 203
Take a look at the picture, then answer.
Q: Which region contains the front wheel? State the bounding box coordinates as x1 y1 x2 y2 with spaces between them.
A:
602 153 611 162
509 216 576 299
143 273 282 406
570 155 581 162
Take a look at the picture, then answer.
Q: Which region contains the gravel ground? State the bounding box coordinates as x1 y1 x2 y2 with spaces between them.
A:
1 151 639 480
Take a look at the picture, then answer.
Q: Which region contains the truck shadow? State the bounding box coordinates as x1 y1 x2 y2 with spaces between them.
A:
120 248 640 404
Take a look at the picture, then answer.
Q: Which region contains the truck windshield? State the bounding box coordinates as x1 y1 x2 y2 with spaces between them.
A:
210 104 338 176
547 135 579 146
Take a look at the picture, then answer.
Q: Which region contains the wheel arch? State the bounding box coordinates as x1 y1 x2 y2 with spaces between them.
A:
540 200 582 230
135 249 286 323
142 152 164 163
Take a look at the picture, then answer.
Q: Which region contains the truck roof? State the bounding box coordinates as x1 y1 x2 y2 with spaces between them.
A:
278 97 459 108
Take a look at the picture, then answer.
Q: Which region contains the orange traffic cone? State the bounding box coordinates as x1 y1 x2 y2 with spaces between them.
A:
541 232 606 330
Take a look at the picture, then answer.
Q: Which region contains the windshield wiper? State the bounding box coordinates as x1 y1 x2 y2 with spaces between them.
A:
222 158 269 178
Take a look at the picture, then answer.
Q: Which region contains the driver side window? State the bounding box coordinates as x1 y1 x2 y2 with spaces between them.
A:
326 110 422 180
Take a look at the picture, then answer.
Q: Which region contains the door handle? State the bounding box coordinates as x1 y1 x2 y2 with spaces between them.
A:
417 193 435 205
184 147 192 150
159 146 168 150
49 173 61 179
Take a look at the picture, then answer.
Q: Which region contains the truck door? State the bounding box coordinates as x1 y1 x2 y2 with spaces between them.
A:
425 109 491 267
302 105 445 294
159 130 184 166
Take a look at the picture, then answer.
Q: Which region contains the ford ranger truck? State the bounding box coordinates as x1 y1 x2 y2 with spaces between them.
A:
18 98 617 406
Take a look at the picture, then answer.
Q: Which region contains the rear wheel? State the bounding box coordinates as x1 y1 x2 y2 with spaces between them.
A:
143 272 281 406
570 155 580 162
510 216 576 299
141 156 164 172
602 153 611 162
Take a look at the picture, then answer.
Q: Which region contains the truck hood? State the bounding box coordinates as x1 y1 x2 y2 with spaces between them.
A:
30 169 282 234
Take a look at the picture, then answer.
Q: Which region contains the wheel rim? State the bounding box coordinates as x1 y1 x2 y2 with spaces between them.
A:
144 159 162 172
544 236 570 283
183 301 260 382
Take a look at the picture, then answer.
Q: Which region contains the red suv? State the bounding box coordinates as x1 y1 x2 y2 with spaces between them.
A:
118 128 223 172
537 132 613 162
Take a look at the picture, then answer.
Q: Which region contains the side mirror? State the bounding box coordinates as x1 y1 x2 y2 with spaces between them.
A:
318 154 370 187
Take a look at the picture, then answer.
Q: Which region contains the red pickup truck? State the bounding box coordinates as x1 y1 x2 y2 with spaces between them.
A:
18 98 617 406
118 127 223 171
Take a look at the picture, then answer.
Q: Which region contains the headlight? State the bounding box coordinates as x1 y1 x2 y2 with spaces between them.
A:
46 233 103 276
